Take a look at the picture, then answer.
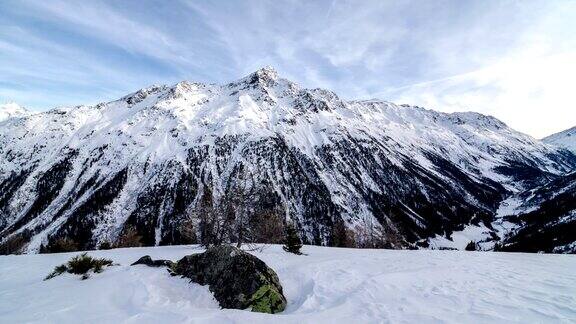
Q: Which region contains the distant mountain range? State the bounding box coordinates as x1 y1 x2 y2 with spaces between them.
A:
1 67 575 254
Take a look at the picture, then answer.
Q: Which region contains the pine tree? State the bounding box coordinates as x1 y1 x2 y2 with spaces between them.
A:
465 240 476 251
283 223 302 254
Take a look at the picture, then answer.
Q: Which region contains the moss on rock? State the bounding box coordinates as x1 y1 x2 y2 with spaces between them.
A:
249 284 286 313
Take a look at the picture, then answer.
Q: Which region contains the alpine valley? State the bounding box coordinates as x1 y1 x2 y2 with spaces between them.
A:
1 67 575 254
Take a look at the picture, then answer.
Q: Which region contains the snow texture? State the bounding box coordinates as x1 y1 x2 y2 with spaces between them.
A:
0 245 575 323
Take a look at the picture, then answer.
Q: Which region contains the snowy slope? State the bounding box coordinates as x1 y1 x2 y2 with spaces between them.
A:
543 126 576 153
427 171 576 253
1 67 575 253
497 171 576 253
0 245 575 323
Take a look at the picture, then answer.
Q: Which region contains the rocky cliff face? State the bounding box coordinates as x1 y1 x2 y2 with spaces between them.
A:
1 67 575 253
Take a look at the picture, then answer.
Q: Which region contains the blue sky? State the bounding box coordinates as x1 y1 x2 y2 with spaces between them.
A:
0 0 575 137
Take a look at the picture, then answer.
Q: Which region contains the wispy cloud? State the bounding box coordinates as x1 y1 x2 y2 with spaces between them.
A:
0 0 574 137
23 0 194 68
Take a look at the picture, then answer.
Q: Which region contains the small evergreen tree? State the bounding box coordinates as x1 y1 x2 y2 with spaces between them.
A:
283 223 302 255
465 241 477 251
493 242 502 251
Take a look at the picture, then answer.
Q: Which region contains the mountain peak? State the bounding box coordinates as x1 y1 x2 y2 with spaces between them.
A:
246 66 279 86
0 102 26 113
229 66 281 90
253 66 278 79
0 102 31 122
543 126 576 153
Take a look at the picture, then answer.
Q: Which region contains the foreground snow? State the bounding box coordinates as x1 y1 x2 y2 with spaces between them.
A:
1 245 575 323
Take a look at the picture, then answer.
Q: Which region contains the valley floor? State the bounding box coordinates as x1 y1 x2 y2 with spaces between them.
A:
0 245 575 323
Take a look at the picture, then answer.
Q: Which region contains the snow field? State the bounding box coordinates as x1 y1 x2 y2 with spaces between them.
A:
0 245 575 323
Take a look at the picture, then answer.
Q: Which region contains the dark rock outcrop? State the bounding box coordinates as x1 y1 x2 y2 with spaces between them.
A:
133 246 286 313
131 255 175 268
179 245 286 314
174 245 286 313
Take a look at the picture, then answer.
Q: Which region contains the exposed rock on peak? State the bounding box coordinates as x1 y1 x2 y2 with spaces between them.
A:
120 84 168 107
252 66 279 81
227 67 289 91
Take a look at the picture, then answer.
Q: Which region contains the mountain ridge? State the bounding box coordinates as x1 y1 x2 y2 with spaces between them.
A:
1 67 575 254
543 126 576 154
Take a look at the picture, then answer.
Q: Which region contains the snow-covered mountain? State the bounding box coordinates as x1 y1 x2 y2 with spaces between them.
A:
0 103 32 123
1 67 575 253
496 171 576 253
543 126 576 154
426 169 576 253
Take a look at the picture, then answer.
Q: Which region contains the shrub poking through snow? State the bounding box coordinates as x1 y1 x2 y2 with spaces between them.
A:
44 253 114 280
283 224 302 255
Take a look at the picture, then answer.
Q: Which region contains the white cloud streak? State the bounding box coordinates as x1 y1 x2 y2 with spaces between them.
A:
0 0 574 137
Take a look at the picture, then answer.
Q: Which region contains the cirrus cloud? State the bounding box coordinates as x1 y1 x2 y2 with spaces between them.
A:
0 0 574 137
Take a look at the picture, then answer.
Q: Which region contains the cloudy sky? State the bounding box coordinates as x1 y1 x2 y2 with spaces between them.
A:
0 0 575 138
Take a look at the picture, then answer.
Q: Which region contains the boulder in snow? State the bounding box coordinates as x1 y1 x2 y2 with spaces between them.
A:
174 245 286 313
